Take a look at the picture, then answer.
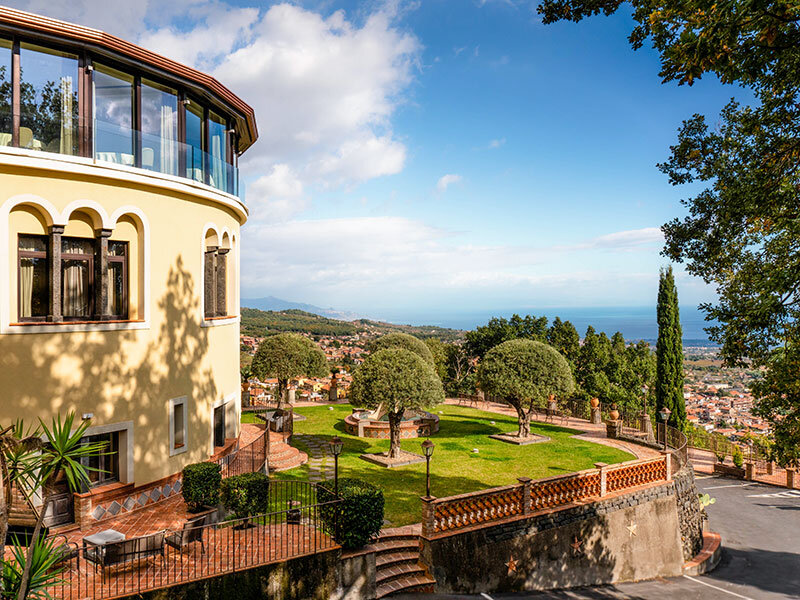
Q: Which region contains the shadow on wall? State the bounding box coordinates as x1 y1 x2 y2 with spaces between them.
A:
425 514 618 593
0 256 219 484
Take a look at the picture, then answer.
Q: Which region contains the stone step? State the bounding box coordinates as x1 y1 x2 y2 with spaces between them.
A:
269 450 308 472
372 538 420 555
376 550 420 570
376 571 436 598
376 561 427 586
269 446 301 460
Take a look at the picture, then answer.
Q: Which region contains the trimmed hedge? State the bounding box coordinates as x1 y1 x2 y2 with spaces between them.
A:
182 463 221 512
220 472 270 520
317 478 384 550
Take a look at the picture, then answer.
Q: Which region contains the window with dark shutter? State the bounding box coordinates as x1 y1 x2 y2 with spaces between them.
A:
204 249 216 318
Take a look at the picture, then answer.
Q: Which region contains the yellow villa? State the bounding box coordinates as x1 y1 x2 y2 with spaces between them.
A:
0 7 256 528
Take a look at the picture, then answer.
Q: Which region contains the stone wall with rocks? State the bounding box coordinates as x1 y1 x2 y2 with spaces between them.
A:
121 547 375 600
420 468 699 595
673 465 704 560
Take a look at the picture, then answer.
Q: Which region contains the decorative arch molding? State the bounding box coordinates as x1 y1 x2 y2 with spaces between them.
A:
0 195 152 334
108 205 151 326
60 199 113 230
1 193 61 227
199 221 238 328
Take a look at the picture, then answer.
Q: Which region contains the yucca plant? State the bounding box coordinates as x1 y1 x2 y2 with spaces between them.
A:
2 534 66 600
15 413 108 600
0 421 43 556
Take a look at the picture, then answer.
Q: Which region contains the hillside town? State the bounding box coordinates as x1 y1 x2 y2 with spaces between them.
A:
242 328 772 446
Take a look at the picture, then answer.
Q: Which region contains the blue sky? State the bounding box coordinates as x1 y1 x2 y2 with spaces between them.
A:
11 0 745 319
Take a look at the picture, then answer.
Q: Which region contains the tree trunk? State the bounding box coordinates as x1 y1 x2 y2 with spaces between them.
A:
17 486 51 600
277 379 286 409
387 411 403 459
515 404 531 438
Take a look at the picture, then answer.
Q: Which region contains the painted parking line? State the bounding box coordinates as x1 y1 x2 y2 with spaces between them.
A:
480 594 494 600
682 575 756 600
747 489 800 499
702 483 757 490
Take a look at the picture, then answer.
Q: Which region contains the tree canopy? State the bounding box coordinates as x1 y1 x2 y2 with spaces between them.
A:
369 332 435 365
350 348 444 457
536 0 800 464
251 333 327 404
479 339 574 437
656 267 687 429
465 314 549 359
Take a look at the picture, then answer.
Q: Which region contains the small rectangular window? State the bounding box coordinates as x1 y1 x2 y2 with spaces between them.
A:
170 397 188 456
18 235 49 321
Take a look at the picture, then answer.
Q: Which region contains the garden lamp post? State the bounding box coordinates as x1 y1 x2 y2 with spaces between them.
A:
659 407 671 451
421 438 435 498
641 384 649 415
329 436 343 496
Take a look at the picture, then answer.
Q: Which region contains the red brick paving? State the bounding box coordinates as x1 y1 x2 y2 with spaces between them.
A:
51 521 335 600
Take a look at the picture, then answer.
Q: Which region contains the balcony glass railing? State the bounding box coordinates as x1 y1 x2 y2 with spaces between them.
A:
93 119 241 200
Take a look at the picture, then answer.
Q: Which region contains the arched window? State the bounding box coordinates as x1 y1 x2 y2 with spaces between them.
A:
203 228 228 319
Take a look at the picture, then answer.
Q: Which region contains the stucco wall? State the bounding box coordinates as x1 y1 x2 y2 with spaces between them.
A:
0 153 244 486
421 469 701 594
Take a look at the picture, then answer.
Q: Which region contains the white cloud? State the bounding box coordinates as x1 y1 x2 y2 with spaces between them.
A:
488 138 506 149
211 4 420 189
246 164 307 222
239 219 679 309
8 0 420 195
586 227 664 250
436 174 462 192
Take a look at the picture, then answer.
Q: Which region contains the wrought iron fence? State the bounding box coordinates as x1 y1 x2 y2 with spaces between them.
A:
50 481 340 600
212 427 268 479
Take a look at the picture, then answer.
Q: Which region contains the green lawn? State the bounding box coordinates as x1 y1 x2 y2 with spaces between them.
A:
252 404 633 526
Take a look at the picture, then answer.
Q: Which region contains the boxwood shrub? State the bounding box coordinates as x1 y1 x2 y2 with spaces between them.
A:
317 478 384 549
182 462 221 512
220 472 270 520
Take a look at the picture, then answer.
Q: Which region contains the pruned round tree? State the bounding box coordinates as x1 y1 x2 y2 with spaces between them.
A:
479 339 575 438
350 348 444 458
251 333 327 406
368 333 434 365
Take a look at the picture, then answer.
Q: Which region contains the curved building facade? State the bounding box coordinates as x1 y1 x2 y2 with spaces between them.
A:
0 7 255 527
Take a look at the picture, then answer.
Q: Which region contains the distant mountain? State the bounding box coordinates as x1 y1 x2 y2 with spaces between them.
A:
241 296 366 321
239 306 466 341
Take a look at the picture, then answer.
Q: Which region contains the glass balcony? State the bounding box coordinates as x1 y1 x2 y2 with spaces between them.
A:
93 119 241 200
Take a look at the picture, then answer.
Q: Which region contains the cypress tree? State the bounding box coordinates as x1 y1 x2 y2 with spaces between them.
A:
655 266 686 429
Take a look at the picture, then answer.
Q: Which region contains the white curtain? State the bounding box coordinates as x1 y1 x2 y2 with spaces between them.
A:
59 76 73 155
160 104 177 175
63 262 87 317
106 265 117 316
20 259 33 318
210 134 224 190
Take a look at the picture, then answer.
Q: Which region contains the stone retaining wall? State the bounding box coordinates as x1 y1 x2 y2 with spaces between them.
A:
420 464 703 594
117 547 374 600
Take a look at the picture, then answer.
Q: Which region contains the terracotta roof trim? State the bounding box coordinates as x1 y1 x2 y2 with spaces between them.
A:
0 5 258 151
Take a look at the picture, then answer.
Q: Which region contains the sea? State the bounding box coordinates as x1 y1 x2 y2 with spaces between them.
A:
378 306 717 346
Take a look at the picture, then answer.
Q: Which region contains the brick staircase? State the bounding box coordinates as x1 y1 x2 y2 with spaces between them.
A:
268 439 308 472
375 525 435 598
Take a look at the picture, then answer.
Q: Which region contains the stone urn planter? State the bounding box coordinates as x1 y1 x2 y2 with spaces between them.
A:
609 404 620 421
590 397 600 409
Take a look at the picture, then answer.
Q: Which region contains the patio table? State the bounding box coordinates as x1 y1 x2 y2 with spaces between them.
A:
83 529 125 550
